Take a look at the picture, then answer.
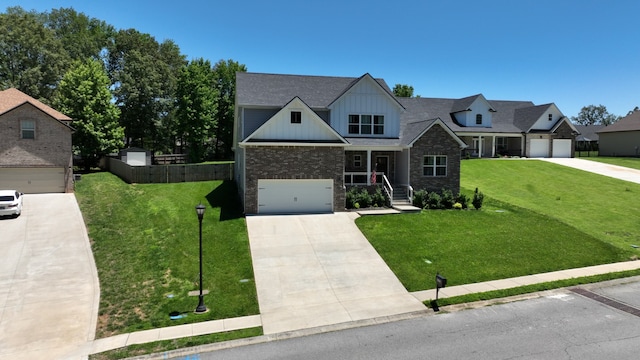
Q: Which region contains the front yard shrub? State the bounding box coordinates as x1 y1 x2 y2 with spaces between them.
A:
426 192 441 209
346 187 358 208
413 189 428 209
472 187 485 210
453 202 463 210
455 192 470 209
356 188 372 208
440 188 455 209
372 187 386 207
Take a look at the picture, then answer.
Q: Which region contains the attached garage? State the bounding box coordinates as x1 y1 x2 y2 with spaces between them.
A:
552 139 572 158
529 139 550 158
257 179 333 214
0 167 65 193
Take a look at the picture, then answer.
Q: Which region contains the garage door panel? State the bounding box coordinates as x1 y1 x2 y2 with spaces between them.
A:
0 168 65 193
552 139 572 158
530 139 549 158
258 179 333 214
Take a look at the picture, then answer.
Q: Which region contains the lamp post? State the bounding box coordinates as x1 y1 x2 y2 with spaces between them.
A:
195 203 207 313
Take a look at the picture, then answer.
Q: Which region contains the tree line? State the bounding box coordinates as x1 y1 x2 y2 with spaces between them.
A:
0 6 245 167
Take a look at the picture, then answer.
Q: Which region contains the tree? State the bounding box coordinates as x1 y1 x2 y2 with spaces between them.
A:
627 106 639 116
107 29 186 149
393 84 414 97
43 7 115 62
53 59 124 170
175 58 218 163
571 104 621 126
212 59 247 159
0 6 70 100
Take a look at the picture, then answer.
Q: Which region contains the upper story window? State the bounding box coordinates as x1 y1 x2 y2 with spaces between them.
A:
475 114 483 125
353 154 361 167
548 114 553 121
291 111 301 124
423 155 447 177
21 120 35 139
349 114 384 135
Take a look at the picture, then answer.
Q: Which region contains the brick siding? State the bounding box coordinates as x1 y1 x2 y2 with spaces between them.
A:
409 124 461 193
243 145 345 213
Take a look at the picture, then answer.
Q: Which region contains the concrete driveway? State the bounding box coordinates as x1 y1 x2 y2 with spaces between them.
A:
0 194 99 360
246 213 427 335
540 158 640 184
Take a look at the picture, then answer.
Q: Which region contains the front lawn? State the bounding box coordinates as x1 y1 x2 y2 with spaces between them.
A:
358 159 639 291
75 172 259 338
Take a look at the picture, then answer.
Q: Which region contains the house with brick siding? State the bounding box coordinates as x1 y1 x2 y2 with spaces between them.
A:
0 88 74 193
233 72 467 214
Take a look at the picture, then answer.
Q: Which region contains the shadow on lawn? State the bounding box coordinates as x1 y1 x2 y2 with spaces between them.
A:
205 180 244 221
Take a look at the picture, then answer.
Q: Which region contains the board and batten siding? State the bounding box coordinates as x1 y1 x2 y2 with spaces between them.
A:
329 77 401 137
454 98 493 127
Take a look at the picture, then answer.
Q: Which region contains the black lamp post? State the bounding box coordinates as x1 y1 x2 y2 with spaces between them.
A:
195 203 207 314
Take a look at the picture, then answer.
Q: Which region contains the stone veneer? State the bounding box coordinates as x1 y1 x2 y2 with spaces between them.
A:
243 145 346 213
409 124 461 193
0 103 73 192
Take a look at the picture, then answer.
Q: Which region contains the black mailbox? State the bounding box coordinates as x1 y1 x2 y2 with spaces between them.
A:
436 273 447 289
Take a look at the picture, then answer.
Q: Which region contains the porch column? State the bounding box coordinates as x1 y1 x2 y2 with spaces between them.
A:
521 136 526 157
478 136 482 158
491 136 496 157
367 149 372 185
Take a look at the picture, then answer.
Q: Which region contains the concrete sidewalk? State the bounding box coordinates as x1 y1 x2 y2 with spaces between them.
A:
78 259 640 358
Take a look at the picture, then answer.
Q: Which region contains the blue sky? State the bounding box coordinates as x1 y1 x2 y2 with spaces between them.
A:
6 0 640 118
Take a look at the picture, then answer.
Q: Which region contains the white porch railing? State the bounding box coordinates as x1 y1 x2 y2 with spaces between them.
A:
382 174 393 203
344 172 384 185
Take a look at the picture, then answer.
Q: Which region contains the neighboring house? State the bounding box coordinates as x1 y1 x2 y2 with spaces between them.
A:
0 88 74 193
401 94 579 159
233 72 577 215
574 124 605 152
597 110 640 157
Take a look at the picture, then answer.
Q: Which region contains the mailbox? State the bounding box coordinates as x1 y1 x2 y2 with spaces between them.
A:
436 273 447 289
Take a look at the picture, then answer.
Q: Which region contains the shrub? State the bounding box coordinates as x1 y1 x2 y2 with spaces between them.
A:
346 187 358 209
374 187 388 207
426 192 442 209
355 188 372 208
455 192 470 209
453 202 463 210
472 187 485 210
440 188 455 209
413 190 428 209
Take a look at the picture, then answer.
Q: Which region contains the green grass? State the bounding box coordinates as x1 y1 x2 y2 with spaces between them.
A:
75 172 259 338
461 159 640 250
89 327 262 360
581 156 640 170
357 198 631 291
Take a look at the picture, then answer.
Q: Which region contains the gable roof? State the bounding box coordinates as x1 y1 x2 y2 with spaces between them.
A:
236 72 393 109
513 103 554 132
597 110 640 133
451 94 496 113
575 124 605 141
327 73 404 110
0 88 72 121
241 96 348 146
402 118 467 148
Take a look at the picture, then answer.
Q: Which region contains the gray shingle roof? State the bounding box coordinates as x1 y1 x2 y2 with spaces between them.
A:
597 111 640 133
574 125 605 141
513 104 552 132
236 72 392 108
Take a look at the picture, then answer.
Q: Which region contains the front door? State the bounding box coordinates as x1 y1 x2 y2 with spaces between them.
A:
375 156 389 183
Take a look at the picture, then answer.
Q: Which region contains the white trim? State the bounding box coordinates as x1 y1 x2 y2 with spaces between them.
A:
407 118 467 149
239 142 349 148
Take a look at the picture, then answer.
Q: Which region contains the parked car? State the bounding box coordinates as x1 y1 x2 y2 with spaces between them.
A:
0 190 23 218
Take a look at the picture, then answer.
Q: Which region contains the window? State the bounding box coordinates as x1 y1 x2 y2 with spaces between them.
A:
548 113 553 121
21 120 35 139
423 155 447 176
475 114 482 125
348 114 384 135
291 111 301 124
353 155 361 167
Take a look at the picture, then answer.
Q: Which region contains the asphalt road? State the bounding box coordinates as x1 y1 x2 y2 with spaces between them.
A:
195 280 640 360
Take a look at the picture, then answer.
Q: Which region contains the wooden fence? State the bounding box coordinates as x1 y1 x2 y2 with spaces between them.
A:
107 157 233 183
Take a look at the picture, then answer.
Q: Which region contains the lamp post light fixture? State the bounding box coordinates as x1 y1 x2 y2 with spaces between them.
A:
195 203 207 314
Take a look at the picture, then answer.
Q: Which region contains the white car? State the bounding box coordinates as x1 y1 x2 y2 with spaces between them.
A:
0 190 23 218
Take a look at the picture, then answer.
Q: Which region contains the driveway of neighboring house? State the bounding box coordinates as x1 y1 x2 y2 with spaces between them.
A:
0 194 99 360
246 213 427 335
540 158 640 184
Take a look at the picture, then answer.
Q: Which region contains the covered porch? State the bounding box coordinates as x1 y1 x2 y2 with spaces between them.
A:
459 133 524 158
344 148 413 205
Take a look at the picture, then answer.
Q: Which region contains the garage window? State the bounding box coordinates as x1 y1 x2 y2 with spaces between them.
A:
21 120 35 139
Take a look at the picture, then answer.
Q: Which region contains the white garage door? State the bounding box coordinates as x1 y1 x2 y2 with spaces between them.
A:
258 179 333 214
529 139 550 158
552 139 572 158
0 168 65 193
